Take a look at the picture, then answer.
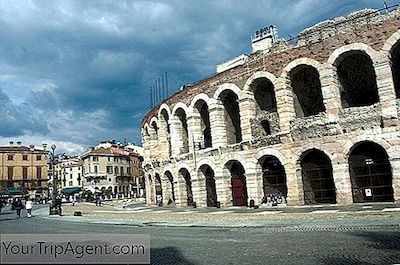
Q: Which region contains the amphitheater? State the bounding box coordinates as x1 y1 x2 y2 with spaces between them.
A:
141 6 400 208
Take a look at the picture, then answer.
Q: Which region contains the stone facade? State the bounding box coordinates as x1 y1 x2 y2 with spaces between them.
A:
141 7 400 207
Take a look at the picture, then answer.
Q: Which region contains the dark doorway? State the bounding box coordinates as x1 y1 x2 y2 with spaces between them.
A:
253 78 277 112
349 142 393 203
337 52 379 108
194 100 212 148
290 65 325 117
161 109 172 156
391 43 400 98
179 168 193 206
165 171 175 203
174 108 189 154
155 174 162 197
200 165 218 207
301 149 336 204
220 90 242 144
227 161 248 206
260 156 287 199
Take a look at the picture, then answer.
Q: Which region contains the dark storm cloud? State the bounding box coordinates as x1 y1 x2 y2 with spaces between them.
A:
0 0 395 153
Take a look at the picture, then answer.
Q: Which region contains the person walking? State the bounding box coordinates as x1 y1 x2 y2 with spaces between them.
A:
15 199 23 219
26 198 33 218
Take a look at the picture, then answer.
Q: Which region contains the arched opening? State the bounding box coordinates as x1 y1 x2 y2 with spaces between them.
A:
178 168 193 206
253 78 277 112
226 160 248 206
301 149 336 204
164 171 175 204
219 90 242 144
290 65 325 117
174 108 189 154
390 42 400 98
259 156 287 203
199 165 217 207
151 121 158 139
160 109 172 157
194 100 212 148
337 51 379 108
349 141 393 203
155 173 162 198
261 120 271 135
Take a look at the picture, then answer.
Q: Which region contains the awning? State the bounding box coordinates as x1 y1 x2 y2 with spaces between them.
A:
5 188 24 195
61 187 81 194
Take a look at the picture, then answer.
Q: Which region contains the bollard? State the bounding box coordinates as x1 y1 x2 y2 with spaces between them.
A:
249 199 255 208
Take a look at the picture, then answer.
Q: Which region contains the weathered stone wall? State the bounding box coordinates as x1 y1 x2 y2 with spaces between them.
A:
141 7 400 207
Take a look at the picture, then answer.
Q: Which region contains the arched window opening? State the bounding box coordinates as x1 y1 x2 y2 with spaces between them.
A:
290 65 325 117
391 43 400 98
174 108 189 154
226 160 248 206
253 79 277 112
260 156 287 204
199 165 217 207
151 121 158 140
261 120 271 135
194 100 212 148
220 90 242 144
337 52 379 108
164 171 175 204
301 149 336 204
349 142 393 203
179 168 193 206
155 174 162 198
161 109 172 156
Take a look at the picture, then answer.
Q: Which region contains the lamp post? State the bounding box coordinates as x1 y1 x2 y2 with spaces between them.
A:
49 144 58 215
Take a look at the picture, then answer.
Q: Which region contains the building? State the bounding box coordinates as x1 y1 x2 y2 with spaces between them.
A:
141 7 400 207
125 144 145 197
0 141 48 199
81 141 144 198
54 156 83 194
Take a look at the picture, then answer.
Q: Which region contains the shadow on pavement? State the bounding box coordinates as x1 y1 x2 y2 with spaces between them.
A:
319 231 400 265
151 247 195 265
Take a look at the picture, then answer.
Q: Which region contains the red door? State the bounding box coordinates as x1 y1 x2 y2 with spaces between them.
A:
231 177 248 206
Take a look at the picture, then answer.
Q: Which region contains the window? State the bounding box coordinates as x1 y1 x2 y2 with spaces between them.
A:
127 167 131 175
37 167 42 179
120 167 124 175
70 174 72 179
94 166 98 173
22 155 28 161
92 156 99 162
23 167 28 180
114 166 119 175
108 157 111 162
69 181 73 186
36 155 42 161
8 167 13 179
7 155 13 161
107 166 113 174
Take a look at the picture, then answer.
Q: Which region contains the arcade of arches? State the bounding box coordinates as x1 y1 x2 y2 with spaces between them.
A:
142 11 400 207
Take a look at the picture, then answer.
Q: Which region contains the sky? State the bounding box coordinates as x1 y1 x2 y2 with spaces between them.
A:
0 0 397 155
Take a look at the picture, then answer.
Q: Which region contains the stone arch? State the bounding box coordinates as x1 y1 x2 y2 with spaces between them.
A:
216 88 242 144
224 160 248 206
328 44 380 108
198 164 218 207
192 99 212 148
255 148 287 167
299 148 336 204
172 105 189 154
163 170 176 204
258 155 288 204
213 83 241 100
243 71 278 91
383 30 400 98
348 141 394 203
282 58 325 117
157 103 172 119
158 107 172 157
177 167 194 206
189 93 213 109
196 159 217 178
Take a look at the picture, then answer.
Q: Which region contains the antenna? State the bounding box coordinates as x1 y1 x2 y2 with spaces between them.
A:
161 74 165 99
165 72 168 96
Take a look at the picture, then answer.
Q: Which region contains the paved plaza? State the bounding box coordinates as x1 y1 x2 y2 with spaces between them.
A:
1 202 400 264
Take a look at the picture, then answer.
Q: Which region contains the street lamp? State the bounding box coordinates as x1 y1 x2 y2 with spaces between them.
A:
49 144 58 215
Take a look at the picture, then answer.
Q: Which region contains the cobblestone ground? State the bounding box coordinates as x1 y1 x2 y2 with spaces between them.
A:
1 203 399 265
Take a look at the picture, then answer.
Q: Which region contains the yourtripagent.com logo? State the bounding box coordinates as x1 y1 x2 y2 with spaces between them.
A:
0 234 150 264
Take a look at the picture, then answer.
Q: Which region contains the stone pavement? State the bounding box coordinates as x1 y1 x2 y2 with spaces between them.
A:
32 201 400 228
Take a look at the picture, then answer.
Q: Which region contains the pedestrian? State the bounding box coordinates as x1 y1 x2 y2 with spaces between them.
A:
15 199 23 218
26 198 33 218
